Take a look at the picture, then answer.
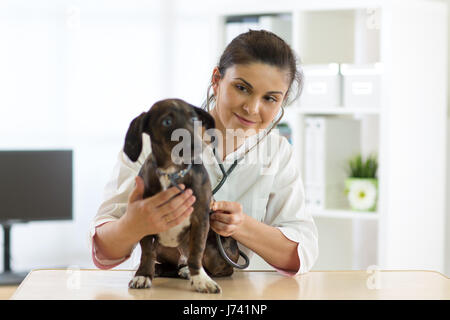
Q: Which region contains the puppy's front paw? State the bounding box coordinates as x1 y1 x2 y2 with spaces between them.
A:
190 268 221 294
128 276 152 289
178 266 190 280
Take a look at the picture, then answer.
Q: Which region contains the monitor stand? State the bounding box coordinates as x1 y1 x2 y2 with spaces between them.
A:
0 271 28 286
0 223 29 286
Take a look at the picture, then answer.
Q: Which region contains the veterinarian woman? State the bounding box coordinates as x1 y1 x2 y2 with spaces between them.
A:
90 30 318 275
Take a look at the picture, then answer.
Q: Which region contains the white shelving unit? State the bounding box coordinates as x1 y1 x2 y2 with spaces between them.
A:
310 208 380 221
289 107 380 115
208 0 448 273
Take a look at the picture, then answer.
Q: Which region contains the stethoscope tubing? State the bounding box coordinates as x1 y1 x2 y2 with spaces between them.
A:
167 147 250 269
211 150 249 269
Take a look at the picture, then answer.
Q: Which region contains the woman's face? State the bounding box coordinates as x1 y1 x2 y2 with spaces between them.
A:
210 63 290 138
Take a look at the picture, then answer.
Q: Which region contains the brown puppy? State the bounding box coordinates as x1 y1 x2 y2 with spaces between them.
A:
123 98 239 293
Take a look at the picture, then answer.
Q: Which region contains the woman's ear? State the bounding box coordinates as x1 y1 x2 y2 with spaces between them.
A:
211 67 222 95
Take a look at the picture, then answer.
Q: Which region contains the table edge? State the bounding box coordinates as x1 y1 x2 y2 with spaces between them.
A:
21 268 450 279
11 268 449 300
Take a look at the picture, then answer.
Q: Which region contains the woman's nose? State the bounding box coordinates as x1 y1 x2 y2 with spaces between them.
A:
243 97 260 115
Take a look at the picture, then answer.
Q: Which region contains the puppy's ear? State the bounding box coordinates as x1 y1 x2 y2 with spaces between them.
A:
123 112 151 162
191 105 215 130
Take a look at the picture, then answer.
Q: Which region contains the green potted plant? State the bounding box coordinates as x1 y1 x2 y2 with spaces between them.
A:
344 153 378 212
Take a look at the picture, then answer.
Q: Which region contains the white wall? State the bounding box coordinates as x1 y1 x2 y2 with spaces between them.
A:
0 0 222 273
444 0 450 278
0 0 173 272
446 119 450 277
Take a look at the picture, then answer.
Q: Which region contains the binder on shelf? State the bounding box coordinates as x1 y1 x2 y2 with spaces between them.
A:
303 116 361 211
225 15 292 46
259 15 292 46
225 17 260 45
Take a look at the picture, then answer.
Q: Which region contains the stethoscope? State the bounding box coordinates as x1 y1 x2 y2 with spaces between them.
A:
155 146 249 269
210 147 249 269
203 106 281 268
150 110 279 269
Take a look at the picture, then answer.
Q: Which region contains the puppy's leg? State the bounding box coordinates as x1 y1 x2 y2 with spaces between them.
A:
129 235 156 289
154 263 179 278
177 245 190 280
188 216 221 293
155 244 188 279
177 265 190 280
153 259 189 279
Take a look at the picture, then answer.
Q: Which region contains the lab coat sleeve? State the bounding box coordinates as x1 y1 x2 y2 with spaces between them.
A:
88 134 150 269
264 136 319 276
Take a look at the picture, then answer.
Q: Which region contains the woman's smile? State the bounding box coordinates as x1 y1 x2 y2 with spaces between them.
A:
233 112 257 126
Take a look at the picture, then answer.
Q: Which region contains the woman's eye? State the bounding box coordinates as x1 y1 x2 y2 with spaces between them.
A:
266 96 278 103
236 84 249 93
162 117 172 127
265 96 277 103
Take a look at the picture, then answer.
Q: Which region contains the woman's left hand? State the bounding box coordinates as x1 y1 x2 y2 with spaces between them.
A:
210 200 245 237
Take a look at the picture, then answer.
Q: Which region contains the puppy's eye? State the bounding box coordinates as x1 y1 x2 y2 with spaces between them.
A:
162 117 172 127
191 116 199 122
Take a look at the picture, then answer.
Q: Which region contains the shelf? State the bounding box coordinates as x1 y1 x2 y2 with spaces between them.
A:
285 106 380 116
308 208 379 220
213 0 448 272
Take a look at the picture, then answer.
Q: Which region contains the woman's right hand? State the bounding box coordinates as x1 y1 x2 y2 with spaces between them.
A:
121 176 196 240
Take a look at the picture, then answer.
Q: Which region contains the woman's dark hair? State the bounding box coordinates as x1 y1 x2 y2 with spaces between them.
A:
202 29 304 119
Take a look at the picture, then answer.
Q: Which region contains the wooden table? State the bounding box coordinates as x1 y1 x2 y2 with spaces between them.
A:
0 286 17 300
10 269 450 300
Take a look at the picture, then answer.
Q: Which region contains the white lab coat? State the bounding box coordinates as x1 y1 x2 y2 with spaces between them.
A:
89 129 318 276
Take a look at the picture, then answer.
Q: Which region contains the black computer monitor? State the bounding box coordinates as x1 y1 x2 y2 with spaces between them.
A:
0 150 73 285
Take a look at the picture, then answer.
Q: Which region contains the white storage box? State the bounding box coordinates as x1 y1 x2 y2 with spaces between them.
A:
299 64 341 107
340 63 383 108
